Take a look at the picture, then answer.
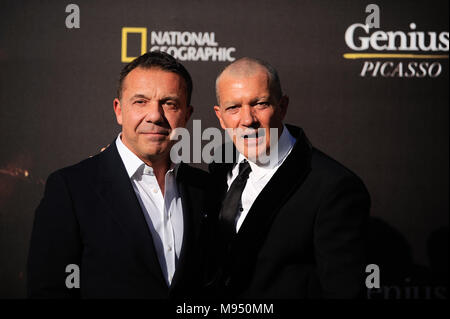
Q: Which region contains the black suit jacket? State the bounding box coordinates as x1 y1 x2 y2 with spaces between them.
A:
206 125 371 298
27 142 209 298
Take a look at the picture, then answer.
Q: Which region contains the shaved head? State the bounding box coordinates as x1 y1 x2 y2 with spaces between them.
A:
215 57 282 104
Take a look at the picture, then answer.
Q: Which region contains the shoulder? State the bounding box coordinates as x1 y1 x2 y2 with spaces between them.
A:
308 147 369 198
310 148 359 179
54 154 100 178
285 125 365 187
286 125 367 191
46 145 112 186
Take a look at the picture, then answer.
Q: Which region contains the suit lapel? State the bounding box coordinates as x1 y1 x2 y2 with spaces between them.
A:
230 126 313 279
94 143 167 289
209 142 239 203
169 163 205 291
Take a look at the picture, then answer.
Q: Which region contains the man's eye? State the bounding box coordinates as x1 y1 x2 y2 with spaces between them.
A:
226 105 238 111
134 100 146 105
163 101 178 109
254 102 270 109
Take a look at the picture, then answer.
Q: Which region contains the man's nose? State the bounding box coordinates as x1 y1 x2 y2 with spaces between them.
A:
240 105 257 127
144 101 164 123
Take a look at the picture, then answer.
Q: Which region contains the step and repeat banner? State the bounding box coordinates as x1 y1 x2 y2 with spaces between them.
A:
0 0 448 298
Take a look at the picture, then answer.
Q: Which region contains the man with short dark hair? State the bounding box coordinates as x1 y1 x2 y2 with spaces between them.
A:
27 51 209 298
206 57 371 298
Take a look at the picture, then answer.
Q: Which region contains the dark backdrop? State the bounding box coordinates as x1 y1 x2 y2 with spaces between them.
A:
0 0 448 298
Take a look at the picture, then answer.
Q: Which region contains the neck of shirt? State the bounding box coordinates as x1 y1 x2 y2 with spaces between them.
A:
115 132 179 182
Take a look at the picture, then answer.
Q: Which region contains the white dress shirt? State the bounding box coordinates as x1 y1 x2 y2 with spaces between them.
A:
227 125 296 232
116 133 183 286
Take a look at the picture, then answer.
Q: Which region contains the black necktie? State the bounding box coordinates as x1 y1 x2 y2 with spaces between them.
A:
219 160 252 239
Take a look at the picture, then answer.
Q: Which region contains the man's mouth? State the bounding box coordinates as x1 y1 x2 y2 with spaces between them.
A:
243 132 258 139
140 131 170 136
238 129 266 147
139 130 170 141
240 129 265 140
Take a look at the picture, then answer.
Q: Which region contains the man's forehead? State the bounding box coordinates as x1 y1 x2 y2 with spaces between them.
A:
220 90 271 106
125 67 183 83
218 72 270 93
223 58 267 76
220 65 268 82
122 68 186 93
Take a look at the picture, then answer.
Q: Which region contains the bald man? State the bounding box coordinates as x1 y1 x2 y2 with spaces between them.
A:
204 57 371 298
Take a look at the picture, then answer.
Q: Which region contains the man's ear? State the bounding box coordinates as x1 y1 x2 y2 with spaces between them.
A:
214 105 226 130
185 105 193 123
113 98 123 125
278 95 289 120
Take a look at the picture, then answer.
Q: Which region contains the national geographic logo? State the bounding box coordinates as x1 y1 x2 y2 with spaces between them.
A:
121 27 236 63
343 4 449 78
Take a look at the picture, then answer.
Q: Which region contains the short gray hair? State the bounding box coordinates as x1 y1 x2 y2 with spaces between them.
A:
215 57 282 104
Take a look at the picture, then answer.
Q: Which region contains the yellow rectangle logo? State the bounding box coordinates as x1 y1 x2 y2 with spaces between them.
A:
121 27 147 63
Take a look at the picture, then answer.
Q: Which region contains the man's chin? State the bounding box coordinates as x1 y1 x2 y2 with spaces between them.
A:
140 133 169 142
238 144 269 162
138 142 171 158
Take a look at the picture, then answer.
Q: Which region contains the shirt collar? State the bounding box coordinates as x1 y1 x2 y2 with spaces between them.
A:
237 124 296 179
115 133 178 179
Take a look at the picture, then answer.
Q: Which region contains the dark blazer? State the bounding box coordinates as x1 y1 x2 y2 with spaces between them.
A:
206 125 371 299
27 142 209 298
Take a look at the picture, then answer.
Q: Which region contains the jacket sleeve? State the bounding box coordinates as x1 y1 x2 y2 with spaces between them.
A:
27 170 82 298
314 175 371 299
